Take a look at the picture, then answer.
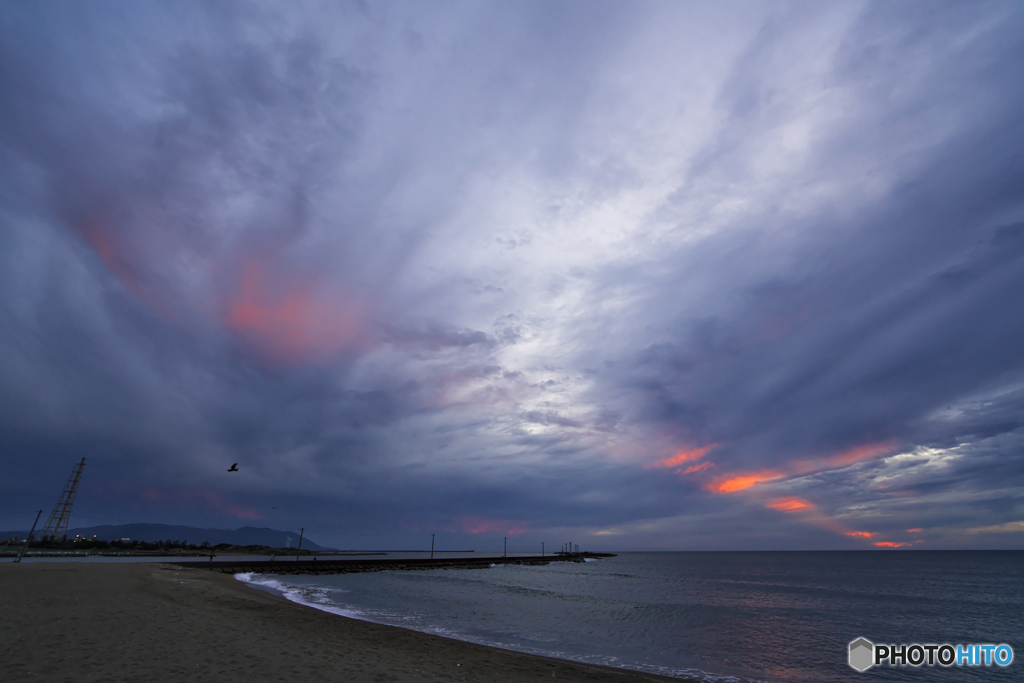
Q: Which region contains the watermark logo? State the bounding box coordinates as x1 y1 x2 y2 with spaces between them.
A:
849 638 1014 671
849 638 874 672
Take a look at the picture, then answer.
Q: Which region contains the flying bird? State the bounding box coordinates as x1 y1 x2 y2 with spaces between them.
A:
227 463 238 472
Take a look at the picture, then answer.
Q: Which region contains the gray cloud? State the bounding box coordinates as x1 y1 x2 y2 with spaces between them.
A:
1 1 1023 550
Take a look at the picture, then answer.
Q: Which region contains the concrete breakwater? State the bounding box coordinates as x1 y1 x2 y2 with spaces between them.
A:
171 552 616 575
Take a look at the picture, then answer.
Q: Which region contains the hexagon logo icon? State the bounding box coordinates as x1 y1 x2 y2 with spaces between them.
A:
849 637 874 672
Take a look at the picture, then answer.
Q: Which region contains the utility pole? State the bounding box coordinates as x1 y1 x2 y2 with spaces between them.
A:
431 533 435 560
295 528 304 560
14 510 42 563
40 458 86 541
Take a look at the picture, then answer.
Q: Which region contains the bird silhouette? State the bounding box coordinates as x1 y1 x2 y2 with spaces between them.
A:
227 463 238 472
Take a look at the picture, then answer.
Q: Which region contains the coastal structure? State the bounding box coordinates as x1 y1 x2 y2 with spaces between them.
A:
39 458 86 541
173 552 615 576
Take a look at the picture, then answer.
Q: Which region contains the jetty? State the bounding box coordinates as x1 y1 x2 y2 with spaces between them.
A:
170 552 616 575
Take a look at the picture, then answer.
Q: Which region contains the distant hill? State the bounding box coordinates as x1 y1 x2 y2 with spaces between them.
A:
1 524 331 550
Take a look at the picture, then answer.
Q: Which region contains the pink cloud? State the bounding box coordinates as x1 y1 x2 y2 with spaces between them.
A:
827 441 898 466
647 444 716 469
140 487 264 520
766 497 814 512
682 461 714 475
226 262 363 362
457 517 527 535
705 470 782 494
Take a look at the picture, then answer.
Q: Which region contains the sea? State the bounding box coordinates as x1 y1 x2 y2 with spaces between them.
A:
237 551 1022 682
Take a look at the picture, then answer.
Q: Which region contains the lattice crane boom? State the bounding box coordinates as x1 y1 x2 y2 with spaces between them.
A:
40 458 86 540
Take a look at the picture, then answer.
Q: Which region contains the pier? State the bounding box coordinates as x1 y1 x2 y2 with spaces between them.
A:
171 552 616 575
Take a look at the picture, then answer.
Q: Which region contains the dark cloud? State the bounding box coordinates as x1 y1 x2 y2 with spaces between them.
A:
1 1 1023 550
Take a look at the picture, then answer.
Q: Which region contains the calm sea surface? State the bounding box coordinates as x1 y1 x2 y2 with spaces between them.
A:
239 551 1022 682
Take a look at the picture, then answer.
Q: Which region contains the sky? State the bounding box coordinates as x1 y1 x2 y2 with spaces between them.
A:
2 1 1023 552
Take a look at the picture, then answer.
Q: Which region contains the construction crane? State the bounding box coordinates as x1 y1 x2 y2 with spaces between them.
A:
39 458 86 541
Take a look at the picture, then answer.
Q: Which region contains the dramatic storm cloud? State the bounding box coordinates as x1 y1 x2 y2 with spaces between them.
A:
2 1 1023 550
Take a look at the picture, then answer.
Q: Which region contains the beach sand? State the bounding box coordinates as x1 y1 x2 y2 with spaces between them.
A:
1 562 692 682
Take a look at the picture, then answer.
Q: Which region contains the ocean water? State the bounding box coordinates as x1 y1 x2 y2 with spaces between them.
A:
238 551 1022 682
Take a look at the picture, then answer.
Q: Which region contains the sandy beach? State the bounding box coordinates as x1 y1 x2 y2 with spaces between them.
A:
1 562 691 682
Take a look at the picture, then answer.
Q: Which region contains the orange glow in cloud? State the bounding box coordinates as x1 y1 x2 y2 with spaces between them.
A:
692 441 897 497
766 497 814 512
788 440 899 477
763 499 858 537
458 517 527 535
648 444 716 469
907 528 922 533
638 437 904 550
830 441 898 465
705 470 781 494
226 263 361 361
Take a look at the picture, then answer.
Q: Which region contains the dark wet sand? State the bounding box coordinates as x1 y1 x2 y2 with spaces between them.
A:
1 562 693 682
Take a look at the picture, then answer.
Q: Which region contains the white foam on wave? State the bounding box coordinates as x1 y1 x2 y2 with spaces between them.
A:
235 572 285 591
235 573 365 619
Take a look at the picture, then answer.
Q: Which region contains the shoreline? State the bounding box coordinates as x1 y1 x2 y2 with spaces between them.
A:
1 561 694 682
236 570 695 682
